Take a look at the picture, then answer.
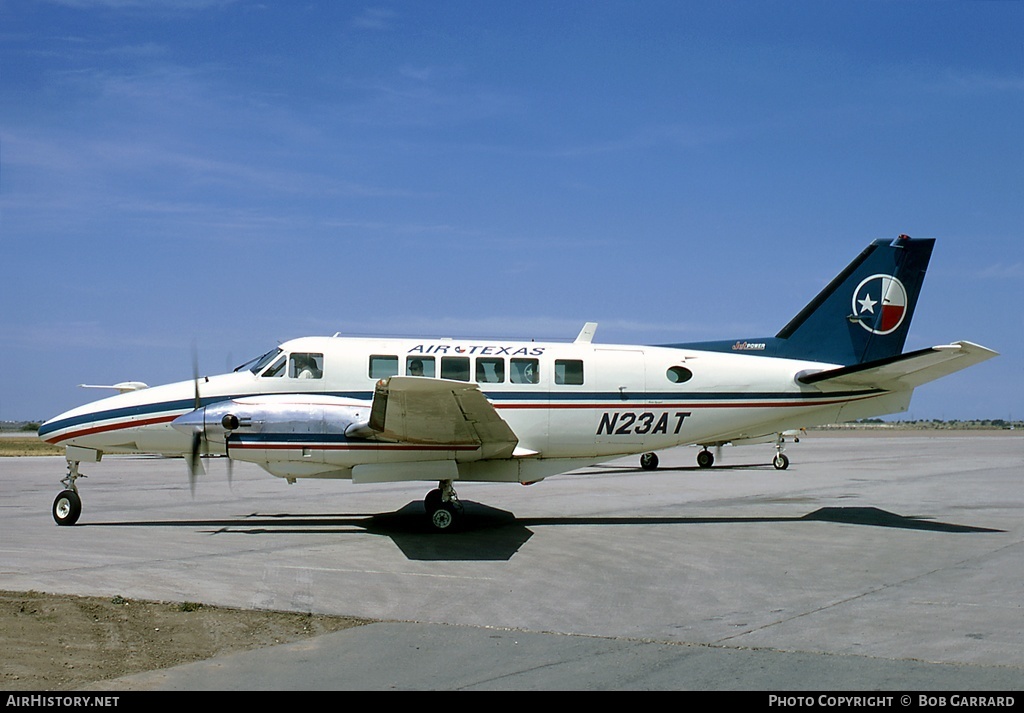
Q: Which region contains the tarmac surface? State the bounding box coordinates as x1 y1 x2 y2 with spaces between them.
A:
3 432 1023 691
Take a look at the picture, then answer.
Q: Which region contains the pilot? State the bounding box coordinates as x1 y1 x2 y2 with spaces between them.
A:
295 356 320 379
408 359 424 377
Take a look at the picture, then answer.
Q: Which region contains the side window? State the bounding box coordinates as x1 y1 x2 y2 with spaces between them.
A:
440 356 470 381
475 357 505 383
290 352 323 379
666 366 693 384
406 356 435 377
369 355 399 379
555 359 584 385
510 358 539 384
261 354 287 378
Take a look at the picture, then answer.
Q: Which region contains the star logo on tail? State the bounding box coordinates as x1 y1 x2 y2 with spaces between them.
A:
852 274 908 335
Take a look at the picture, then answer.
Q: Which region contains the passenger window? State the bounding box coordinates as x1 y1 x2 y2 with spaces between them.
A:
290 353 323 379
261 354 287 378
406 357 435 377
666 366 693 384
475 357 505 383
440 356 470 382
369 355 399 379
510 358 539 384
555 359 584 385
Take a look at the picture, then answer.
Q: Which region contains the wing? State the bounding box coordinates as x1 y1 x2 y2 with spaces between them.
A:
797 341 998 391
368 376 519 460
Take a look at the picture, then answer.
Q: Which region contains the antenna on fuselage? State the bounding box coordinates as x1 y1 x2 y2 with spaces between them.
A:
574 322 598 344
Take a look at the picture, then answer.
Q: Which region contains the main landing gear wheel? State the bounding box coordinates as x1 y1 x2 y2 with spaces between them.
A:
696 449 715 469
52 489 81 526
639 452 659 471
423 480 462 532
424 488 443 512
429 503 458 532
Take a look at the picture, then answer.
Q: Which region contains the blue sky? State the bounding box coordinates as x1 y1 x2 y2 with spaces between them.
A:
2 1 1021 422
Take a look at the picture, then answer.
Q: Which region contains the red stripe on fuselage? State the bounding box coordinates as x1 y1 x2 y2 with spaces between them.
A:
44 393 882 446
494 396 876 410
230 443 479 452
44 414 179 445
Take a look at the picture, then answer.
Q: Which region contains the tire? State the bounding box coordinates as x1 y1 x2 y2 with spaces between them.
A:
428 503 458 532
697 450 714 468
639 452 659 471
424 488 443 514
773 453 790 470
53 490 82 526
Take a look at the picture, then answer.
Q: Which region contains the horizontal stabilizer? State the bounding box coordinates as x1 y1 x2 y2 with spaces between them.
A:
370 376 519 459
798 341 998 391
79 381 149 393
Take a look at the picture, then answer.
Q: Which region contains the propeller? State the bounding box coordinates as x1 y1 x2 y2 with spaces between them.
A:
183 343 240 491
222 412 236 488
186 344 206 494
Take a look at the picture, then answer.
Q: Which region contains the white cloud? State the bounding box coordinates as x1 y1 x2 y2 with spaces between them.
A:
351 8 398 31
977 262 1024 279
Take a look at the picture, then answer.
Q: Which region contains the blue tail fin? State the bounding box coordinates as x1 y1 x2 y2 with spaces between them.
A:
669 235 934 366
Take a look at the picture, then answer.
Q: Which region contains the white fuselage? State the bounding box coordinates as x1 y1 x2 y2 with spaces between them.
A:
40 335 908 484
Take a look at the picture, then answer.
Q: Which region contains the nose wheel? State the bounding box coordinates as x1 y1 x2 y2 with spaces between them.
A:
53 459 84 526
773 433 790 470
53 489 82 526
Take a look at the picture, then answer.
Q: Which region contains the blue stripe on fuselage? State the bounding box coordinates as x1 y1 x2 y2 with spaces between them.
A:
40 387 884 442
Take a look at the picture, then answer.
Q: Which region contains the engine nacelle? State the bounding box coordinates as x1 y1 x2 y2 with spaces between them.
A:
172 395 372 447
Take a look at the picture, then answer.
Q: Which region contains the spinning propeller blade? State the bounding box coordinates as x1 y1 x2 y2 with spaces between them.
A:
186 343 205 492
187 431 204 494
183 343 236 491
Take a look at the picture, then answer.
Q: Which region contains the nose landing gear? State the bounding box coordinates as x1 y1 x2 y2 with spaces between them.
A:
773 433 790 470
52 459 84 526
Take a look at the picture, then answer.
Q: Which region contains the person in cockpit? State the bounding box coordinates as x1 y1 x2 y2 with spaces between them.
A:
293 355 322 379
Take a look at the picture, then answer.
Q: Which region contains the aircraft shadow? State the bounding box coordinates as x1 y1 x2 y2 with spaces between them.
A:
83 504 1001 562
513 507 1003 534
589 463 776 475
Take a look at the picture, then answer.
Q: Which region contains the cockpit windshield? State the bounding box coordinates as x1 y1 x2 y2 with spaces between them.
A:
234 348 284 375
234 347 324 380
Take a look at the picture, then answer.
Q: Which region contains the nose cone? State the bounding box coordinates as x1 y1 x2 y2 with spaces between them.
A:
37 419 54 443
38 407 79 445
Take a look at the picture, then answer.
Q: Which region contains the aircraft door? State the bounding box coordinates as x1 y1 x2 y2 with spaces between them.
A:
593 348 648 453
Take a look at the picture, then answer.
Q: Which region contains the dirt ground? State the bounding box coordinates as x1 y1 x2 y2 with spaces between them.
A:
0 590 369 691
0 441 370 691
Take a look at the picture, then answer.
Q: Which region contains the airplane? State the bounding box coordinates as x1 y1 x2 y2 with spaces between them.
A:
38 235 997 532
